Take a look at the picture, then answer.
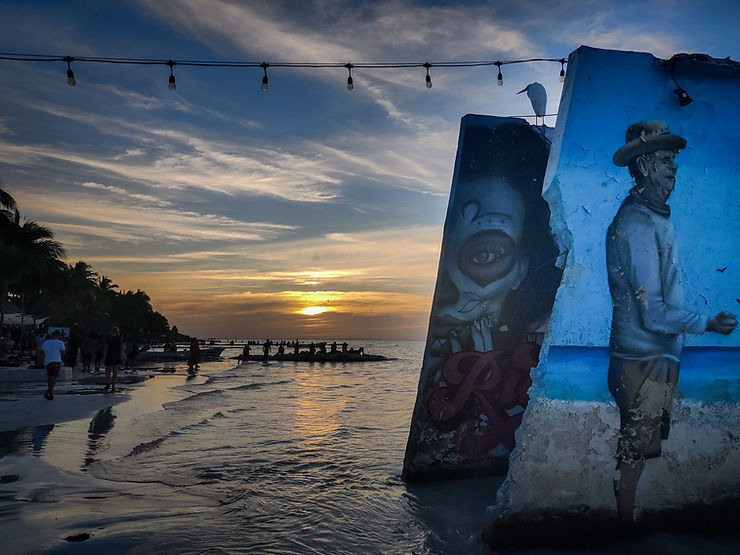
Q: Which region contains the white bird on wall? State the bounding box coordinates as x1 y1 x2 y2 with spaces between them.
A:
517 82 547 126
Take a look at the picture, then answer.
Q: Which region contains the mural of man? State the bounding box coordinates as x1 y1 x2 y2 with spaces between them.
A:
607 120 737 524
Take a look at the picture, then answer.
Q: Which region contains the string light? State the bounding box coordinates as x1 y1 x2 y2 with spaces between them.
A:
260 62 269 92
423 62 432 89
0 52 568 92
63 56 76 87
559 58 566 82
167 59 176 90
668 57 692 106
345 63 354 91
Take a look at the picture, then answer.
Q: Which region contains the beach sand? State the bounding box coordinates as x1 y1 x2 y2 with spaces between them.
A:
0 367 153 432
0 364 216 552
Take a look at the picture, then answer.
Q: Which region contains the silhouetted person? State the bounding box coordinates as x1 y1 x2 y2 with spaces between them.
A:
41 330 65 400
188 337 201 373
102 327 122 392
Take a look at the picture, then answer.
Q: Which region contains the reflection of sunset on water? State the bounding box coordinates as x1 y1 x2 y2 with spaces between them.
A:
291 371 348 448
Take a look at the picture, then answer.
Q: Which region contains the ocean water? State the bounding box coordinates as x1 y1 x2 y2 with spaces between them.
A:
0 341 737 554
0 341 501 553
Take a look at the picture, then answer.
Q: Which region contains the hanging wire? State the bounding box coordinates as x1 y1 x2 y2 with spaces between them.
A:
0 52 568 90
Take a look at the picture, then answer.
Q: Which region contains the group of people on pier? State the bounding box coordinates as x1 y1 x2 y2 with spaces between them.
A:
238 340 364 361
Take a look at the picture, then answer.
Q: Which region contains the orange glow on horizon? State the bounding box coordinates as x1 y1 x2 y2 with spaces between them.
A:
298 306 331 316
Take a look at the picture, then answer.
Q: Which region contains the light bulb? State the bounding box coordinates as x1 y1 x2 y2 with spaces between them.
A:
424 63 432 89
497 72 503 86
344 63 354 91
66 68 76 87
559 69 565 82
166 60 176 91
260 63 269 92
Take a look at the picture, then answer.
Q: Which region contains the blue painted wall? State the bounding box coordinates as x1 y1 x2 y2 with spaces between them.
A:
539 47 740 402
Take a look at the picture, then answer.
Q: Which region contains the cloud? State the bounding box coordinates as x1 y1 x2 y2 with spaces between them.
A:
0 118 13 135
81 181 173 208
82 223 443 340
139 0 532 61
135 0 537 122
99 85 165 110
13 189 299 247
147 289 432 340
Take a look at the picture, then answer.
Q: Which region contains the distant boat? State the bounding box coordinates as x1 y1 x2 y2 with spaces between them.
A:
237 350 387 363
133 346 224 362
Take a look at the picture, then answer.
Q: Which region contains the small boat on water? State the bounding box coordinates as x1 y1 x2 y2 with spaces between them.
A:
133 346 225 362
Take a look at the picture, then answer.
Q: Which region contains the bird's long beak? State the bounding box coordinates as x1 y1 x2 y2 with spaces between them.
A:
516 87 527 94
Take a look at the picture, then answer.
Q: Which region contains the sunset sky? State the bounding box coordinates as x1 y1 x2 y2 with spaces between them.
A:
1 0 737 340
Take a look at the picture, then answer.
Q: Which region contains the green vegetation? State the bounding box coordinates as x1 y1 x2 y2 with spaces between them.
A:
0 183 170 341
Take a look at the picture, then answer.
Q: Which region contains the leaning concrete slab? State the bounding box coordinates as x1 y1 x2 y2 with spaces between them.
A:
483 45 740 546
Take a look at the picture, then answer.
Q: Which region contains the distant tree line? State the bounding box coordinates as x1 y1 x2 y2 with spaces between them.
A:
0 182 170 341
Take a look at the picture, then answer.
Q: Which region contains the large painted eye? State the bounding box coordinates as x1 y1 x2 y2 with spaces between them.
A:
457 230 517 287
471 246 506 265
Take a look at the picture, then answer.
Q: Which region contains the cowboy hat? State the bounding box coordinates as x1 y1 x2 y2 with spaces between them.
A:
612 120 686 167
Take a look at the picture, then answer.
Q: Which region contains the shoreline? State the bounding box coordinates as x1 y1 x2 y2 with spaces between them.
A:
0 365 177 433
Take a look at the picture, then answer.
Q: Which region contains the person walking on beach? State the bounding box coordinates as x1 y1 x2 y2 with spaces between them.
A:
607 120 737 524
41 330 66 400
81 333 96 372
102 326 122 393
188 337 201 373
239 343 250 363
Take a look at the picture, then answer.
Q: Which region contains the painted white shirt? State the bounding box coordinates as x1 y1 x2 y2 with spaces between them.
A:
606 200 707 360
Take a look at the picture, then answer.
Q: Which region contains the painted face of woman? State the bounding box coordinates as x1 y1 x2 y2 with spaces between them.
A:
437 177 528 326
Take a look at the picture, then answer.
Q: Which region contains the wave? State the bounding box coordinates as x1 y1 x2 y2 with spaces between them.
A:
127 436 169 456
227 379 292 392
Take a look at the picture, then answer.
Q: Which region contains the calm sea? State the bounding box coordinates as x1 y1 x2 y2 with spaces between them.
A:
0 341 737 554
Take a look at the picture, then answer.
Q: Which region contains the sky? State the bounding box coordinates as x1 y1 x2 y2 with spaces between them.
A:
0 0 738 340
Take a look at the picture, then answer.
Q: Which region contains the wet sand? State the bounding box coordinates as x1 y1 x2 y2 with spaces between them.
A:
0 364 217 552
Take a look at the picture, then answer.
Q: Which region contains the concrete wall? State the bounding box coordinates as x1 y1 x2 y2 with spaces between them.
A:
485 46 740 541
403 116 562 479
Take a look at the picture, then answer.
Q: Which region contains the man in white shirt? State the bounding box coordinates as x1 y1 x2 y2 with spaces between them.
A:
607 120 736 524
41 331 66 400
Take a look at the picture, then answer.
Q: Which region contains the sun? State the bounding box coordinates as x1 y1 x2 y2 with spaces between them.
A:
298 306 329 316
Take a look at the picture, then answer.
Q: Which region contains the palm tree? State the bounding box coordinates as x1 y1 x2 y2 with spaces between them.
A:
62 261 99 326
0 180 17 218
0 212 66 333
